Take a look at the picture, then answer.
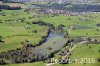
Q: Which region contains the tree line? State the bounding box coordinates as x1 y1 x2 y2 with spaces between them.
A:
32 20 55 30
0 5 21 10
0 29 51 65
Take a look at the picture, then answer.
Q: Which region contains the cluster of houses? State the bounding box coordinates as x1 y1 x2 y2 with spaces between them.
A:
37 8 84 16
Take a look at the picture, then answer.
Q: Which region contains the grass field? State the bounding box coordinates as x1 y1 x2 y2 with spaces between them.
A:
0 9 49 52
1 44 100 66
52 44 100 66
0 4 100 66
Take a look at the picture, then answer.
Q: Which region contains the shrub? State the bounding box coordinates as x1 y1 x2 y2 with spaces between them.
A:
32 30 37 33
98 58 100 62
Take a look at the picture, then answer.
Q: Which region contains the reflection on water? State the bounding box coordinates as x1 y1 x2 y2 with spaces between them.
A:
47 30 64 41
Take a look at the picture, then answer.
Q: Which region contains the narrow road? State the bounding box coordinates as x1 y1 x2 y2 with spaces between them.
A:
46 41 88 66
63 41 88 59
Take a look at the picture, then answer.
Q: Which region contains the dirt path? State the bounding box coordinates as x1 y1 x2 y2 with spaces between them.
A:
63 41 88 59
45 41 88 66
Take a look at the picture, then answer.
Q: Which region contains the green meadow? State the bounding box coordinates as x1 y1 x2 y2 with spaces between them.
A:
53 44 100 66
0 5 100 66
0 9 49 52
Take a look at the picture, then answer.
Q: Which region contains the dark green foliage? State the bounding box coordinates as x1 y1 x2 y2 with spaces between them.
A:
98 58 100 62
0 59 6 65
98 50 100 52
32 20 55 29
97 24 100 27
96 28 99 31
89 46 91 48
57 24 65 30
0 44 35 64
0 9 2 11
32 30 37 33
0 36 4 42
0 29 51 65
0 5 21 10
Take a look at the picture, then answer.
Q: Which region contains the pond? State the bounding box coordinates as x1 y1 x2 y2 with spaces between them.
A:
34 31 67 58
47 31 64 41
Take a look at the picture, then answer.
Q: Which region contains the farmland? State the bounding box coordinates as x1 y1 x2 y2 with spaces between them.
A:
0 1 100 66
0 9 49 52
52 44 100 66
